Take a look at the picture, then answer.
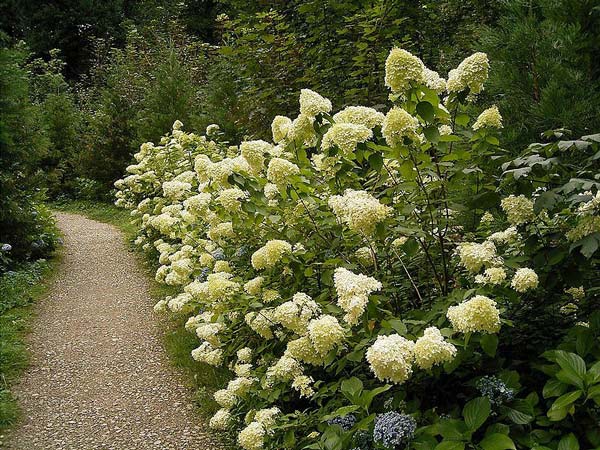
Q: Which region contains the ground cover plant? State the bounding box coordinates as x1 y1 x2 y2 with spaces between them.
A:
114 46 600 450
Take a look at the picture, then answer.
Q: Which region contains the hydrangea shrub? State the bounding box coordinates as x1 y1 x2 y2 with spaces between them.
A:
115 48 600 449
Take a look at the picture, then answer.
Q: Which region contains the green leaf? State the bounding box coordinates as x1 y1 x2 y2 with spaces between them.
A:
284 430 296 448
368 152 383 172
361 385 392 409
463 397 491 431
438 419 466 440
554 351 586 388
543 379 568 398
321 405 361 421
557 433 579 450
503 403 534 425
424 125 440 143
586 361 600 385
479 433 516 450
455 113 470 126
417 101 435 122
550 390 582 410
485 135 500 146
340 377 363 402
480 334 498 357
434 441 465 450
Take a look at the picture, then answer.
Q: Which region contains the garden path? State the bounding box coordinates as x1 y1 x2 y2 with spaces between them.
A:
5 212 221 450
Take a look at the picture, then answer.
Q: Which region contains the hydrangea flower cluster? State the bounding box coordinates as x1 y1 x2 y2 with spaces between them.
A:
333 106 385 128
307 315 345 356
366 334 415 383
413 327 457 370
500 195 535 226
329 189 391 236
384 48 425 93
373 412 417 449
446 52 489 95
447 295 501 334
266 157 300 186
327 414 357 431
299 88 332 117
333 267 382 325
321 123 373 156
382 107 420 146
472 105 503 130
476 376 515 406
456 241 499 273
510 267 539 292
251 240 292 270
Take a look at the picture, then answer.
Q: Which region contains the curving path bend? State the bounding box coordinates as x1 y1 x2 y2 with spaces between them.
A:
5 212 221 450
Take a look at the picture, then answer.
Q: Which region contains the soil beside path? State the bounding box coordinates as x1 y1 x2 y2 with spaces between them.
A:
4 212 222 450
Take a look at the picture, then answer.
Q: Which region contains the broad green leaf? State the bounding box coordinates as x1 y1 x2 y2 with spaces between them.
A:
434 441 465 450
368 152 383 172
455 113 470 126
586 361 600 385
550 390 582 410
417 101 435 122
438 419 466 440
361 384 392 409
463 397 490 431
543 379 568 398
479 433 516 450
480 334 498 357
554 351 586 388
340 377 363 402
557 433 580 450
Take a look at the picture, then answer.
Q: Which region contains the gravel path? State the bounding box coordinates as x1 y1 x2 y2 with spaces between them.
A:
4 212 222 450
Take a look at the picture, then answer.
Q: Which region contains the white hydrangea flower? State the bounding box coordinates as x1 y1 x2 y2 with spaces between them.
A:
501 195 535 226
333 106 385 129
384 48 425 93
446 52 489 95
447 295 501 334
238 421 265 450
307 315 345 356
214 388 237 408
321 123 373 156
237 347 253 363
366 334 415 384
299 89 332 117
271 115 293 143
473 106 503 130
292 375 315 398
414 327 457 369
328 189 391 236
382 107 420 146
266 158 300 186
251 240 292 270
511 268 539 292
209 408 231 430
456 241 500 273
334 267 382 325
255 407 280 427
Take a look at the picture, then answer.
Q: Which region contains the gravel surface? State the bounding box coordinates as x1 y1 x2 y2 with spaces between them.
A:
4 212 223 450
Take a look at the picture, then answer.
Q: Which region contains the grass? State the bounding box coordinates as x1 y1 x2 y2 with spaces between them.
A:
51 200 232 431
0 255 62 434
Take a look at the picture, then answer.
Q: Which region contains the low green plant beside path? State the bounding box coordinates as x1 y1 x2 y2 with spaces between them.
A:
0 258 60 437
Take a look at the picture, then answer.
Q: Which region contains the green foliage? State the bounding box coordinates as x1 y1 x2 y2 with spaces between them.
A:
0 259 57 431
0 39 59 267
480 0 600 148
76 21 211 192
